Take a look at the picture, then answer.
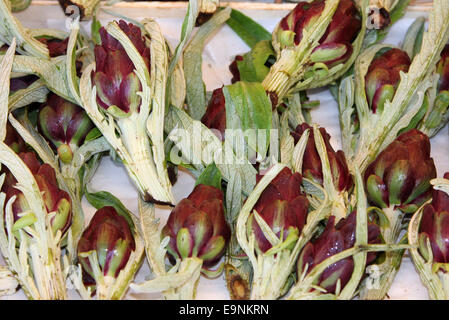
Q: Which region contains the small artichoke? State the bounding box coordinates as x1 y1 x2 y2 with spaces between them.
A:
291 123 352 192
93 20 150 116
77 206 135 281
37 93 95 163
2 152 72 236
162 184 231 269
365 48 411 113
297 211 380 293
418 172 449 271
364 129 436 213
277 0 361 68
251 167 309 253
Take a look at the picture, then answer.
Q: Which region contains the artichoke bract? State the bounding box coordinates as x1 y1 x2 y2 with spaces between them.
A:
77 206 135 281
297 211 380 293
277 0 361 67
38 93 95 164
162 184 231 269
93 21 150 116
1 151 72 236
364 129 436 213
251 167 309 253
37 37 69 57
291 123 352 193
418 172 449 270
365 48 411 113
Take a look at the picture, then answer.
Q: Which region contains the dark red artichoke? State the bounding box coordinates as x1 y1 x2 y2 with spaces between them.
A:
418 172 449 269
251 167 309 253
77 206 135 280
297 211 381 293
92 20 150 115
37 93 95 163
365 48 411 113
277 0 361 68
291 123 352 192
364 129 436 213
200 87 226 139
1 152 72 236
161 184 231 268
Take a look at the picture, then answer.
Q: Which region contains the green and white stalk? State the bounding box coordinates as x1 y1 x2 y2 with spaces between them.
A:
78 20 174 205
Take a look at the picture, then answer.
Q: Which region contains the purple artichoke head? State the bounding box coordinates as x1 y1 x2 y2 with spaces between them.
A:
251 167 309 253
162 184 231 268
365 48 411 113
291 123 352 192
419 172 449 271
2 152 72 237
93 20 151 116
38 93 95 164
277 0 361 68
77 206 135 280
297 211 380 293
364 129 436 213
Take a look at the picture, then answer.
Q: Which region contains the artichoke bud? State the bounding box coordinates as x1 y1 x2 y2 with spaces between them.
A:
297 211 380 293
291 123 352 192
364 129 436 212
418 173 449 270
1 152 72 237
92 20 150 116
276 0 361 67
365 48 411 113
251 167 309 253
38 93 95 164
162 184 231 269
77 206 136 280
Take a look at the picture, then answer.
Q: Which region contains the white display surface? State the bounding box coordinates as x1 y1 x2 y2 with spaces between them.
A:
1 1 444 300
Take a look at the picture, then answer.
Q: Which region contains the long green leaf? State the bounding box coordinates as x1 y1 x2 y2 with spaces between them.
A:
226 8 271 49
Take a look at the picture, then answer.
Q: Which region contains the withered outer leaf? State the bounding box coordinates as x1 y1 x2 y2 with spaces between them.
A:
0 0 49 58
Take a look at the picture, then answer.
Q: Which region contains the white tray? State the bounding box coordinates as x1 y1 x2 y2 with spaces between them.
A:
1 1 443 300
